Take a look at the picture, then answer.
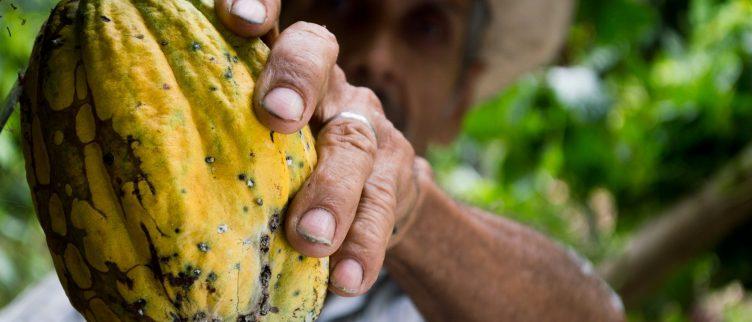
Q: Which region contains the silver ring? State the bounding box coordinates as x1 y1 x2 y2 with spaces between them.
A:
329 111 377 138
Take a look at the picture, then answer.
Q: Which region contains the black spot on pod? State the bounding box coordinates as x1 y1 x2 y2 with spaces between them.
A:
160 40 169 46
194 312 207 320
298 255 304 261
207 272 217 282
259 235 270 253
135 34 145 40
256 198 263 206
260 302 271 316
237 314 255 322
205 156 215 164
100 15 111 22
191 41 201 51
260 265 272 288
197 243 210 252
224 67 233 79
269 131 275 142
162 83 171 90
168 266 200 290
238 173 247 181
269 212 280 232
285 156 293 166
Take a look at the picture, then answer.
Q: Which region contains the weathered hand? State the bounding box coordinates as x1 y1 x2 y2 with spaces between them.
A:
215 0 428 297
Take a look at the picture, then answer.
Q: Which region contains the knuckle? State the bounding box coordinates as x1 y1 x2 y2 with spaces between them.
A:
378 122 412 155
288 22 339 55
270 54 320 86
312 195 347 219
313 168 341 189
320 120 378 157
308 170 361 214
352 86 384 114
348 218 388 256
332 67 348 85
364 179 398 215
352 207 394 251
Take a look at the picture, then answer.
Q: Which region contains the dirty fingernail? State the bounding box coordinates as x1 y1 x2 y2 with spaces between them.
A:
297 208 335 245
331 259 363 294
262 87 305 121
230 0 267 24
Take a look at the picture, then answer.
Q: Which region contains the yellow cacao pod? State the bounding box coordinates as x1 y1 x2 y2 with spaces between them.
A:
20 0 328 321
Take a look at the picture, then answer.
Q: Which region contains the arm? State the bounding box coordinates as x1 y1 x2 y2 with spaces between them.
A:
387 179 626 322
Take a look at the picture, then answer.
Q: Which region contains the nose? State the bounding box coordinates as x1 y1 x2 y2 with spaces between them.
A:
343 31 397 86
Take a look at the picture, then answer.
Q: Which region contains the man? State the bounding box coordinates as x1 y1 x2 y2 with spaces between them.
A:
1 0 626 321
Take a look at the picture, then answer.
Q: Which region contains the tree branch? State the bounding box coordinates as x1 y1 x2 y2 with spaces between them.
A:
599 144 752 307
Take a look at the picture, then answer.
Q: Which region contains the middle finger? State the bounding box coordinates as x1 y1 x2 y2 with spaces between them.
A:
283 88 381 258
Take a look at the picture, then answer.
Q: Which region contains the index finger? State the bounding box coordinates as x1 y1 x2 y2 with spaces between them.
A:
215 0 280 37
253 22 340 134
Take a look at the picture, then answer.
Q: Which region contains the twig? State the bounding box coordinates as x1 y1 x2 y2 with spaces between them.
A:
0 78 22 133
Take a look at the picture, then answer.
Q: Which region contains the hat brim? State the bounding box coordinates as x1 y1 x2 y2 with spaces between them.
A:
474 0 575 103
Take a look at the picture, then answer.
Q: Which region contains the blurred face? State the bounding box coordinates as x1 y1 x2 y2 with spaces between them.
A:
282 0 483 154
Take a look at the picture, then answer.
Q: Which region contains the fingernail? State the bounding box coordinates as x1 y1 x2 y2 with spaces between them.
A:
230 0 267 25
297 208 335 246
262 87 305 121
331 259 363 294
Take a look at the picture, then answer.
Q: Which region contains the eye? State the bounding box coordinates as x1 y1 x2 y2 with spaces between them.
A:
403 7 452 48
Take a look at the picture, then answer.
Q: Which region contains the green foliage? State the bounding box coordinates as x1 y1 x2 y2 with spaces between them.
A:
431 0 752 320
0 0 58 307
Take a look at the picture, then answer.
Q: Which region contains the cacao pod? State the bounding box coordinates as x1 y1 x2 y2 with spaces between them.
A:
20 0 328 320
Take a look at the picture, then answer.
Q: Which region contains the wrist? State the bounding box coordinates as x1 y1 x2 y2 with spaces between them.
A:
387 158 434 249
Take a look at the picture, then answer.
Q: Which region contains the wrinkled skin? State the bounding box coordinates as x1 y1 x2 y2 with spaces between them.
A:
213 0 628 321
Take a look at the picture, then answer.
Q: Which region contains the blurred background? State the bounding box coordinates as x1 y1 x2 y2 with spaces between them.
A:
2 0 752 321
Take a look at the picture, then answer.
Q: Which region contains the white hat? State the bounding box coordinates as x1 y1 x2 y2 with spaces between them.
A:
475 0 575 102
